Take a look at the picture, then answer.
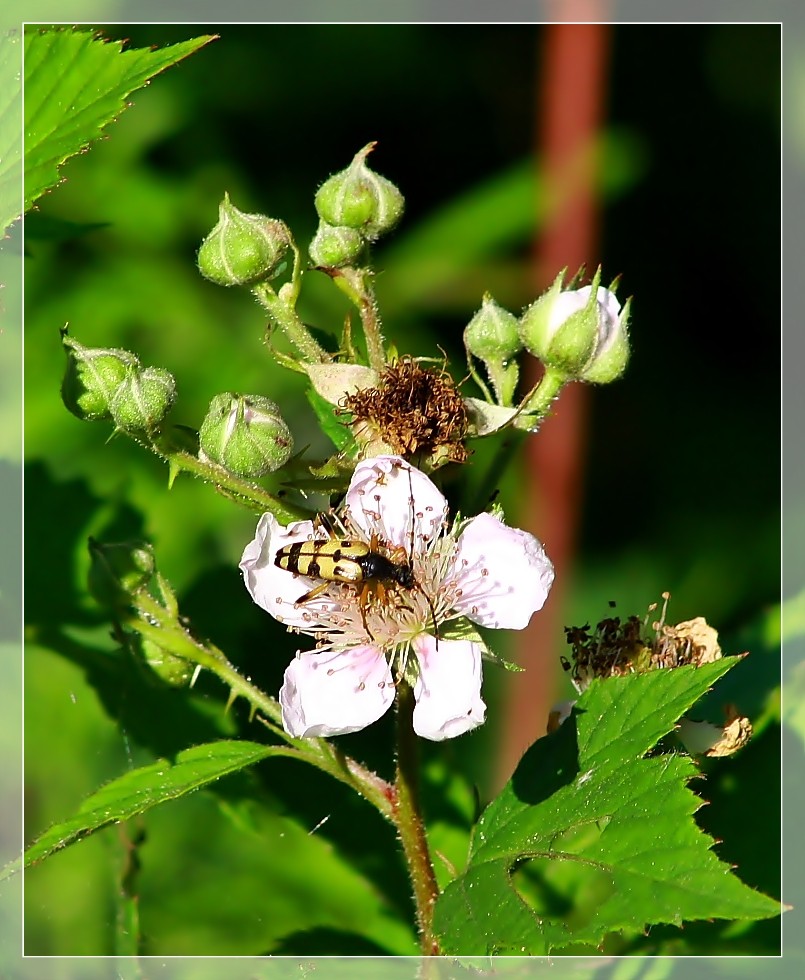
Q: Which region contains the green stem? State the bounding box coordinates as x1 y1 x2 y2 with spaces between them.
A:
518 365 568 422
128 592 394 816
253 282 329 363
463 367 569 514
392 681 440 956
284 236 304 309
465 349 495 404
153 441 309 523
132 591 284 726
331 269 386 373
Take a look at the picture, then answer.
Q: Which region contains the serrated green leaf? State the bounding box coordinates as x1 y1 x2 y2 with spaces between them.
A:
0 29 23 235
9 740 277 879
434 661 781 955
23 27 215 215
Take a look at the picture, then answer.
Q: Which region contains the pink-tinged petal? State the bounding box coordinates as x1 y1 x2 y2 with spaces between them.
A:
279 646 394 737
450 512 554 630
345 455 447 551
411 635 486 741
239 513 339 627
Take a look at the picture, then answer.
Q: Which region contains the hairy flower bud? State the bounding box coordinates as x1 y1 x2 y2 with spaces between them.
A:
314 143 404 242
198 193 291 287
309 221 364 268
199 393 293 478
464 294 522 363
519 269 630 383
464 294 522 405
109 366 177 434
60 332 139 422
87 538 155 612
140 637 195 687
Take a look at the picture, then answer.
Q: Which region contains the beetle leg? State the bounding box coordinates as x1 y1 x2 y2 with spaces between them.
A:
294 581 332 606
358 585 376 642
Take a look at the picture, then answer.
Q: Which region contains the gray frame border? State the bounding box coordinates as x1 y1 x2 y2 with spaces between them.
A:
4 2 794 977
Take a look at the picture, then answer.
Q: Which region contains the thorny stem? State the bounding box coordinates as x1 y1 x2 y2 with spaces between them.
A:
128 590 394 817
392 681 440 956
151 439 310 523
252 281 330 363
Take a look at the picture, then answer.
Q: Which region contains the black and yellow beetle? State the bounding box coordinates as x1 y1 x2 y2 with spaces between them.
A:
274 536 416 602
274 533 437 643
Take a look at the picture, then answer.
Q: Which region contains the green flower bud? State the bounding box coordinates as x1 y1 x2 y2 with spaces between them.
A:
519 269 630 383
198 193 291 286
60 332 139 421
109 366 177 434
314 143 404 241
87 538 155 612
140 637 195 687
309 221 364 268
464 294 522 407
199 393 293 478
580 296 631 384
464 294 522 362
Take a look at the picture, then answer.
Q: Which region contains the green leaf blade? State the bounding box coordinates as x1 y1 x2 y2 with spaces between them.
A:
23 28 215 214
0 29 23 234
13 739 276 877
434 663 781 955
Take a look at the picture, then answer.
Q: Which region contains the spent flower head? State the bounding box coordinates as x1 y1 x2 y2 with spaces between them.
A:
550 596 752 757
341 358 470 467
240 456 554 741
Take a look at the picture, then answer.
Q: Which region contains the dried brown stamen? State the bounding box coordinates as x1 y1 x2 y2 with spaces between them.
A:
341 357 469 463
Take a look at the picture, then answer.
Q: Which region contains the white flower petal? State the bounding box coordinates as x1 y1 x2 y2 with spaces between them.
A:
411 635 486 741
239 513 338 627
591 287 624 353
548 285 621 338
279 646 395 737
450 512 554 630
345 455 447 551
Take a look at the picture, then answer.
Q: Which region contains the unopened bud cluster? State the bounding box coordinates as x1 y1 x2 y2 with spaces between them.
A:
61 332 176 434
310 143 404 267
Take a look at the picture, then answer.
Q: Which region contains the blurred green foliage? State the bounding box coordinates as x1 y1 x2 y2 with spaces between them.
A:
23 24 780 955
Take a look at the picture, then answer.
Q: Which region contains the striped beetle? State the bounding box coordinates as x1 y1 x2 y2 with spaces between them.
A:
274 535 416 601
273 463 439 643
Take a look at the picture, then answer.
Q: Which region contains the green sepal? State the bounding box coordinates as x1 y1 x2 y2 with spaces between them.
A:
440 617 525 673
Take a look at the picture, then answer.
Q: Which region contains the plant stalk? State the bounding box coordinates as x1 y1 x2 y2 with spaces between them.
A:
153 442 309 522
128 591 394 816
392 681 440 956
253 282 329 363
330 269 386 373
